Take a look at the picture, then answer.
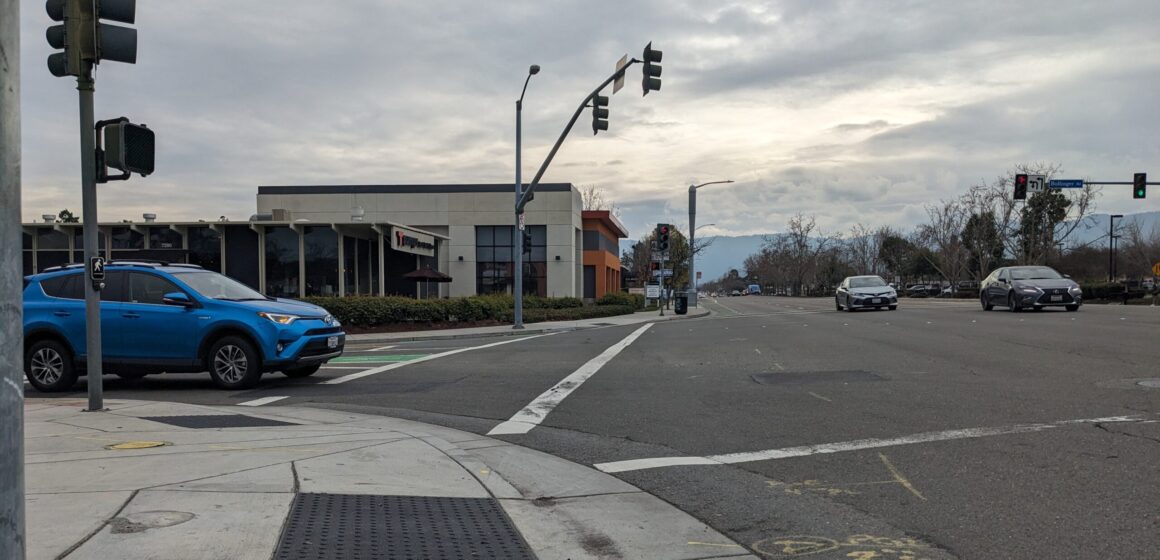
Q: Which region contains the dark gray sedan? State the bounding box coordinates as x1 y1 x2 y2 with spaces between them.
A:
980 266 1082 312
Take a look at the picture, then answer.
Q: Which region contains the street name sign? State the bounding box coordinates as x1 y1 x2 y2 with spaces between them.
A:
1049 179 1085 189
613 55 627 94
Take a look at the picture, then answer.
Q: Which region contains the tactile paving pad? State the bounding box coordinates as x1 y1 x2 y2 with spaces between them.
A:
274 493 534 560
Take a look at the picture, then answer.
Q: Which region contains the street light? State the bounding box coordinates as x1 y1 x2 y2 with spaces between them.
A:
1109 214 1123 282
514 64 540 330
693 224 714 291
688 180 732 307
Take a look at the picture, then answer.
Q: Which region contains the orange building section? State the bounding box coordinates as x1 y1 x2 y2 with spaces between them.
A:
581 210 629 300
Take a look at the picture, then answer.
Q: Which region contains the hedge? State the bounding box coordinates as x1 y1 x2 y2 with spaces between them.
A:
301 295 633 327
1081 283 1149 301
597 292 646 309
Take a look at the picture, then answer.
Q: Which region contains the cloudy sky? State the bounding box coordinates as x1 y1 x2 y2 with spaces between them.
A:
17 0 1160 239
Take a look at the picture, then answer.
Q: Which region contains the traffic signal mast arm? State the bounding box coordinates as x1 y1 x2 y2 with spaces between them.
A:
517 58 641 213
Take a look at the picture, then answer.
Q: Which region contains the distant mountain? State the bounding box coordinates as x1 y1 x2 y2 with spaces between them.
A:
618 211 1160 284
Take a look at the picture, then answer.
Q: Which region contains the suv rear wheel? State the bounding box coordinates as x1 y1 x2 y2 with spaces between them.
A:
207 336 263 390
25 339 78 392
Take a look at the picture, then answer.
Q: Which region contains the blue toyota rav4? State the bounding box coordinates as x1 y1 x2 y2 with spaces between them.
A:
23 261 345 391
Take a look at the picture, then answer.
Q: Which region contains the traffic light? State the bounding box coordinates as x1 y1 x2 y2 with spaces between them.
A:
642 42 662 95
657 223 671 252
103 120 154 176
46 0 137 78
46 0 93 77
1133 173 1147 199
591 94 609 135
522 230 533 255
1014 173 1028 200
650 262 660 272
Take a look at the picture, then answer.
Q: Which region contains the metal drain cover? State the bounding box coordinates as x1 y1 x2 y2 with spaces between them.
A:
751 370 884 385
141 415 296 429
275 493 534 560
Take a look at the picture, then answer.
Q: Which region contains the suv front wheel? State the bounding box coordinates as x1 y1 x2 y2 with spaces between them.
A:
207 336 263 390
25 339 78 392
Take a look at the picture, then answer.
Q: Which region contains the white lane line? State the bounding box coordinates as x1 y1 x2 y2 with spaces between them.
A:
322 333 557 385
367 345 396 352
238 396 288 407
488 324 654 436
319 366 378 370
594 414 1145 473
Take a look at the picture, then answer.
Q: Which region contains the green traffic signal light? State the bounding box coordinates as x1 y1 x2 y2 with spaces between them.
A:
1133 173 1146 199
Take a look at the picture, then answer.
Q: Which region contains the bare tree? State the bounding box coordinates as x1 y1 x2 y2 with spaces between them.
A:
580 184 621 216
845 223 881 276
916 198 970 289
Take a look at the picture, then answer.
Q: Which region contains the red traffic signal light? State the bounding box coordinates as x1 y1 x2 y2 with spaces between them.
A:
1014 173 1028 200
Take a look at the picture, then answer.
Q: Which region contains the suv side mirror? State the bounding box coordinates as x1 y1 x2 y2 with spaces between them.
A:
162 292 194 307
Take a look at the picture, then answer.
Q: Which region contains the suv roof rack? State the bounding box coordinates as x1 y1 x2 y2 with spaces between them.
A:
39 263 87 273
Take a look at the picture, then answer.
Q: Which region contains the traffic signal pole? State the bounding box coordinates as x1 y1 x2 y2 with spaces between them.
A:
0 0 27 556
78 64 105 411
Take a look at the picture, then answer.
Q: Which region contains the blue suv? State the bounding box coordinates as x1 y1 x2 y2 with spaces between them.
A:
23 262 345 391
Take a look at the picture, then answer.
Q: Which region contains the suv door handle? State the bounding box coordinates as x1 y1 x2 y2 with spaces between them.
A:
122 312 141 319
54 311 71 317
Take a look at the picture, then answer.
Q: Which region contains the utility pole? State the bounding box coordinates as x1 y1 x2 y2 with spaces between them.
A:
513 65 540 329
687 180 732 307
1109 214 1122 282
1 0 27 556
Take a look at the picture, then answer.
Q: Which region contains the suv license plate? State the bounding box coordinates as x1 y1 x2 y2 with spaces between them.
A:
1050 295 1063 302
327 336 338 349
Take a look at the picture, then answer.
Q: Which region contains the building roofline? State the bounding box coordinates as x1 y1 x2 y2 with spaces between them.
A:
257 183 575 195
582 210 630 238
20 220 451 240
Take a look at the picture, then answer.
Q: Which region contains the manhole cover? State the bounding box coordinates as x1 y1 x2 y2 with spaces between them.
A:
751 371 884 385
274 493 534 560
141 415 296 429
1137 379 1160 389
107 441 169 450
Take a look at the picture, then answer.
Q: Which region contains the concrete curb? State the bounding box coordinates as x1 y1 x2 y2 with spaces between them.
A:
347 307 713 344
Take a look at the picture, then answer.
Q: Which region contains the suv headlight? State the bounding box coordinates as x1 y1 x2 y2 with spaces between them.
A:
258 312 300 325
1068 286 1083 295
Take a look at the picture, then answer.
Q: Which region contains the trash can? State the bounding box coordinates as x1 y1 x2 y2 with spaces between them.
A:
674 291 688 315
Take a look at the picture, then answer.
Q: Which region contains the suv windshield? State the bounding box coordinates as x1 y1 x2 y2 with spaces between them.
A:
1010 267 1063 280
173 271 269 301
850 276 887 288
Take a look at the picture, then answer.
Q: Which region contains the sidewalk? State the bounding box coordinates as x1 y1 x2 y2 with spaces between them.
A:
23 398 755 560
347 306 711 343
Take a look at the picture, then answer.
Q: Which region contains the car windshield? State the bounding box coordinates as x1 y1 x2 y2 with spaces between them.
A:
172 271 269 301
849 277 887 288
1010 267 1063 280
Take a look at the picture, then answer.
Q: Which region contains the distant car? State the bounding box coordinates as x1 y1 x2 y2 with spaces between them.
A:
906 284 930 298
747 284 762 296
980 266 1082 312
836 275 898 311
730 290 741 297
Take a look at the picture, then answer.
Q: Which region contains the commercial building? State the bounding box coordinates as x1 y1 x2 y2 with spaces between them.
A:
22 183 629 300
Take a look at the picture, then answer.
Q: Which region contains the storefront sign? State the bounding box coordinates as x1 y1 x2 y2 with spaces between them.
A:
391 226 436 257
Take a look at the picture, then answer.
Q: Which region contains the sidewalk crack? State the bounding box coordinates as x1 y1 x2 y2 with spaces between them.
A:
56 489 137 559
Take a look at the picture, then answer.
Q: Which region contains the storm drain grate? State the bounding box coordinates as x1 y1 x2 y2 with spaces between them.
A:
140 414 297 429
751 370 885 385
274 493 534 560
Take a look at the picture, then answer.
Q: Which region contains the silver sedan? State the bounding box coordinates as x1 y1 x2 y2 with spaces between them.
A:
836 275 898 311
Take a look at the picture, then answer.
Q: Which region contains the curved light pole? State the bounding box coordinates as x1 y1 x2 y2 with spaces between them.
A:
514 64 540 329
688 180 732 307
692 223 714 292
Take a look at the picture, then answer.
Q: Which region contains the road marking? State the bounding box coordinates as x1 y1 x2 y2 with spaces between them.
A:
807 391 832 403
593 414 1146 473
323 333 557 385
319 365 377 370
754 348 762 354
238 396 288 407
488 324 654 435
331 354 428 364
773 362 785 371
879 453 925 501
368 345 396 352
687 541 743 549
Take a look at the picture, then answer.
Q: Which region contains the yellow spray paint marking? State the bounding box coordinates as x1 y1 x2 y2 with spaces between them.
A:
878 453 926 501
753 534 933 559
107 441 168 450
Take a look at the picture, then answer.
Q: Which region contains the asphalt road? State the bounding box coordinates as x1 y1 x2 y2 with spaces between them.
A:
27 297 1160 559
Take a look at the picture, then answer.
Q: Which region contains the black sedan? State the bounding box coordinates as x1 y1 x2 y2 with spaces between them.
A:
980 266 1082 312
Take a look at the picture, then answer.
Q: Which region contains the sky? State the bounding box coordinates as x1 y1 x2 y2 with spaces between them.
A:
17 0 1160 241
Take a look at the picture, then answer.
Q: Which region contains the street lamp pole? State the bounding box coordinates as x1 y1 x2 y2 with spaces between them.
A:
1109 214 1123 282
688 180 732 307
514 64 540 330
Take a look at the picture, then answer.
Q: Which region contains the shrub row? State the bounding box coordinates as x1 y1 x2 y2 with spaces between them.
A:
301 295 632 327
597 292 646 309
1081 283 1149 301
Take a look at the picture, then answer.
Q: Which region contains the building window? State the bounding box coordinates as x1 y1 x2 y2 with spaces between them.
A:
37 229 69 250
187 226 221 272
303 226 339 296
110 227 144 249
344 236 379 296
475 225 546 296
72 229 107 258
148 226 182 249
265 226 300 297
